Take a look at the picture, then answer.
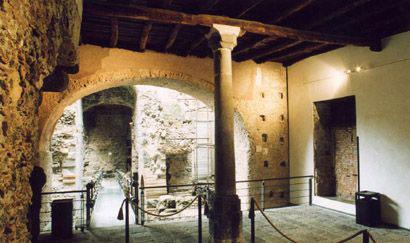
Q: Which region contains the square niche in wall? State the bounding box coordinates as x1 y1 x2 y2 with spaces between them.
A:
313 96 358 203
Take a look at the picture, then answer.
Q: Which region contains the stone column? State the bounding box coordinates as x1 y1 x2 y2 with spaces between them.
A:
207 24 243 243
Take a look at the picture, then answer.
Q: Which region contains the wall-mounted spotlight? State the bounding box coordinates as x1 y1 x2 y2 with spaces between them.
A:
355 66 362 72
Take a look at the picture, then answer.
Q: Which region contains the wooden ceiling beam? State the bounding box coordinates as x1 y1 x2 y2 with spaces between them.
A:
139 23 153 51
235 0 376 61
236 40 303 62
110 18 119 47
266 43 330 63
271 0 314 24
253 1 402 62
185 36 207 56
162 0 173 8
282 45 340 66
164 24 182 51
235 0 266 18
336 0 409 34
84 3 374 48
304 0 372 30
233 0 314 57
184 0 262 56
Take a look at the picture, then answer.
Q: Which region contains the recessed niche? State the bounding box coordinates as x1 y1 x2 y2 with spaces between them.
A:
280 161 286 167
279 136 285 144
279 191 285 198
262 133 268 142
279 92 284 99
264 160 269 167
260 115 266 121
261 92 265 98
314 96 357 202
280 114 285 121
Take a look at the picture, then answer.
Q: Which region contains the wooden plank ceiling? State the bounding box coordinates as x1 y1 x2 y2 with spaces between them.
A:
82 0 410 66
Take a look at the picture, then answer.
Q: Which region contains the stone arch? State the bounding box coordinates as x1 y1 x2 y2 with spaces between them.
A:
82 86 137 112
38 69 214 169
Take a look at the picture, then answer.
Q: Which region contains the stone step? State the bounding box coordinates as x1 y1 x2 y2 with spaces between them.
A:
63 178 76 185
63 174 76 179
61 161 76 168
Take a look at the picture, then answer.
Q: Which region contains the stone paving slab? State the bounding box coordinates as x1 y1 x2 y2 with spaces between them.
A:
39 205 410 243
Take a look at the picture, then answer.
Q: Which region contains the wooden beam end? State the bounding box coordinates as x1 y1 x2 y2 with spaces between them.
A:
60 64 80 74
370 40 382 52
42 67 69 92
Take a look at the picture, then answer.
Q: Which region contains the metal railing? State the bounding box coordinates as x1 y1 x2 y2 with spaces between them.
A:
39 175 102 233
236 175 313 211
134 176 313 225
137 182 211 224
40 190 87 233
248 195 377 243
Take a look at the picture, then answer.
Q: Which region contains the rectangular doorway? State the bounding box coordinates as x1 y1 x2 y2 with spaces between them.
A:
165 153 192 193
313 96 358 203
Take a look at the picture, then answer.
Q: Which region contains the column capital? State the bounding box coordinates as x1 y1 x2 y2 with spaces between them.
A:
206 24 241 51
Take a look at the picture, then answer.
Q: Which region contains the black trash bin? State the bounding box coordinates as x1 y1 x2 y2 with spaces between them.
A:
51 198 73 238
355 191 381 227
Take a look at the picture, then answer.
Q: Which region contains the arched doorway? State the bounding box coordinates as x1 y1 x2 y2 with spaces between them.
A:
38 67 253 230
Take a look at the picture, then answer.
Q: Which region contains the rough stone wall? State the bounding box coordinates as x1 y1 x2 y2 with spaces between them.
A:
166 153 191 191
82 86 136 112
83 105 132 180
334 127 358 201
313 104 336 196
48 87 136 189
314 99 358 202
136 86 199 188
50 102 82 191
0 0 81 241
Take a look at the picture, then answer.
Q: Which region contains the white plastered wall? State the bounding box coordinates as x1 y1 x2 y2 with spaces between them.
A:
288 31 410 228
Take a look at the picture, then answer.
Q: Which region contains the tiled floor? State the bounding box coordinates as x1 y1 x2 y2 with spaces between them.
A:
39 205 410 242
90 179 135 228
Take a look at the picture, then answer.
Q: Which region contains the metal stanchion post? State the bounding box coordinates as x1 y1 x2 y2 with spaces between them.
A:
309 178 313 206
132 172 139 225
140 176 145 226
249 198 255 243
198 195 202 243
363 230 369 243
117 198 130 243
86 182 93 228
125 198 130 243
261 180 265 211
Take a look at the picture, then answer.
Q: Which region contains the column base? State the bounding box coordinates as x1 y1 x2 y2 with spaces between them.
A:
209 194 243 243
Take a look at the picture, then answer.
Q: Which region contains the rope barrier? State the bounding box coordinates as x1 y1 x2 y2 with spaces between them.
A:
253 199 298 243
336 229 376 243
133 195 199 218
337 230 365 243
368 232 376 243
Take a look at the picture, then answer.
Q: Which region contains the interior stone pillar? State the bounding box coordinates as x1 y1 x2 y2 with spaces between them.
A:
207 24 243 243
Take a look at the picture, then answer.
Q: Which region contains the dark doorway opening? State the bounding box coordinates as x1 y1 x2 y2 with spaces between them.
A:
313 96 358 203
83 105 133 177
